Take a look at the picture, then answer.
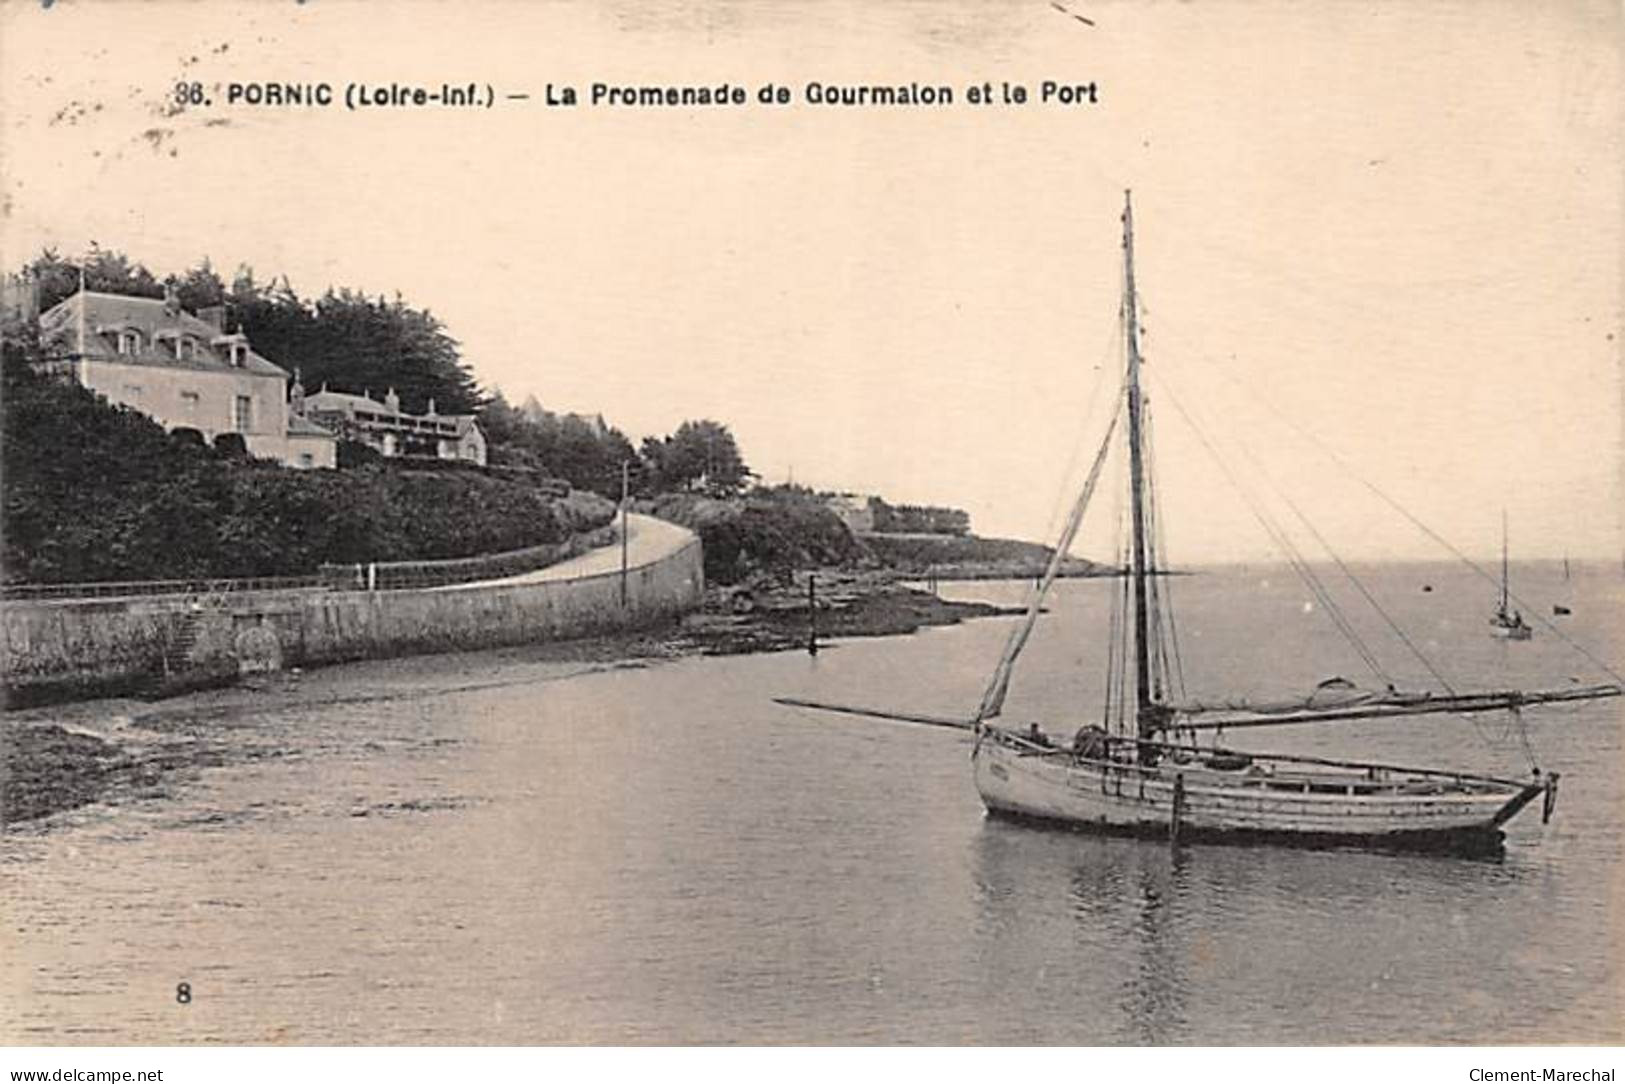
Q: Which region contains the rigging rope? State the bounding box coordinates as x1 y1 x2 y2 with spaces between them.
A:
1141 401 1188 702
975 400 1123 724
1115 529 1134 735
1272 484 1458 693
1509 706 1538 774
1133 334 1586 770
1144 326 1624 687
1147 368 1395 685
1103 498 1125 732
1160 370 1462 697
1146 357 1534 758
1037 306 1130 548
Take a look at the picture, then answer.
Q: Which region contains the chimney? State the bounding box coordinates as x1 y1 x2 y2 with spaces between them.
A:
162 282 180 316
426 397 437 417
198 305 226 332
384 387 401 414
1 271 40 324
289 368 306 415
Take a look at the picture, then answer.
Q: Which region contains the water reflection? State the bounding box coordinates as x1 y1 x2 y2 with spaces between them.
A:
970 811 1543 1044
970 820 1192 1043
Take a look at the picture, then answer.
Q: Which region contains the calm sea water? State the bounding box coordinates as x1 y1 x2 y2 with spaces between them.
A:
3 562 1621 1044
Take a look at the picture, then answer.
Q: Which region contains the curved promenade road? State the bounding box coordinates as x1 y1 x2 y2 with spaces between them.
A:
433 513 695 591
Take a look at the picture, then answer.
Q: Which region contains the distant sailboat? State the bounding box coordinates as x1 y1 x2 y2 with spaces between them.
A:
1491 512 1532 640
1553 555 1572 616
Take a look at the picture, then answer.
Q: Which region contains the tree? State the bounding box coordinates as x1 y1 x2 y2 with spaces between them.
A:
172 258 228 313
652 420 749 495
477 390 529 448
28 247 163 312
229 285 483 416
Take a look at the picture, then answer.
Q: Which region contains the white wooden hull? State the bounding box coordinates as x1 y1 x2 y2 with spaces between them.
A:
973 737 1542 855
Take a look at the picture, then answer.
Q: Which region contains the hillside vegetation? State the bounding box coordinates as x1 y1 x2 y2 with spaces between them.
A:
0 354 614 584
862 533 1101 577
647 488 866 585
647 486 1094 585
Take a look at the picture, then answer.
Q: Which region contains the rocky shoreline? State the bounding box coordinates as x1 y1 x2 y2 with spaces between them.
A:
2 576 1023 829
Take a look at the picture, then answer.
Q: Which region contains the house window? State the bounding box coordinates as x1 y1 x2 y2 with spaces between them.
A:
117 330 142 355
299 453 314 468
234 395 253 432
123 383 143 401
180 390 200 416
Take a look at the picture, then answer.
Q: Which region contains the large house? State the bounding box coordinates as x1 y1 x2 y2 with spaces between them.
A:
38 287 337 469
301 386 487 466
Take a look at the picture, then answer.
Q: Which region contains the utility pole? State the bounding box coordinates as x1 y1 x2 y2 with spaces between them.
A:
620 459 631 607
75 262 87 370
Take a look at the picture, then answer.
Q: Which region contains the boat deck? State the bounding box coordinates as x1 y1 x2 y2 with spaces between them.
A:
996 731 1527 797
975 731 1548 856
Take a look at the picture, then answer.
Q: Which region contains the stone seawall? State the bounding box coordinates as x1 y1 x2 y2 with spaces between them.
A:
2 530 704 707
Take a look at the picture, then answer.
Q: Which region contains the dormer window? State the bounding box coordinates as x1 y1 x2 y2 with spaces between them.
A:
212 332 250 367
117 330 142 355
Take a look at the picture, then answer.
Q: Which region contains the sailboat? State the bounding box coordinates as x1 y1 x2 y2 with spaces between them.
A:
1490 512 1533 639
779 192 1622 856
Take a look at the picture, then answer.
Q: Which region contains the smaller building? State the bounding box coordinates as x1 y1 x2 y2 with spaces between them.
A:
827 494 876 534
301 385 487 466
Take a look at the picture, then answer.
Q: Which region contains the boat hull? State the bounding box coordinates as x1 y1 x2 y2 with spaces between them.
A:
973 738 1540 857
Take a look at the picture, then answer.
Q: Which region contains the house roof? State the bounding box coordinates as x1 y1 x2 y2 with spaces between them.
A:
287 414 337 439
305 389 482 435
303 389 395 416
40 290 288 378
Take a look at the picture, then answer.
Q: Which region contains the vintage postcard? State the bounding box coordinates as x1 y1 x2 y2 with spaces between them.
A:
1 0 1621 1069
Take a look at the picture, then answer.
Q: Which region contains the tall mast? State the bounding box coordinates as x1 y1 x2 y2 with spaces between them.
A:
1501 509 1509 612
1121 191 1159 742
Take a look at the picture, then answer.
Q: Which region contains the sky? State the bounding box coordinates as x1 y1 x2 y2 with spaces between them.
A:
2 0 1620 564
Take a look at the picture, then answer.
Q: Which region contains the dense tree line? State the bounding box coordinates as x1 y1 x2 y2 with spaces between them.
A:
479 392 638 500
481 394 752 503
867 498 971 536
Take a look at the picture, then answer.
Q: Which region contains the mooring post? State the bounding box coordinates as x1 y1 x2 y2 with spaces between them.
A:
807 573 819 656
1171 772 1186 846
